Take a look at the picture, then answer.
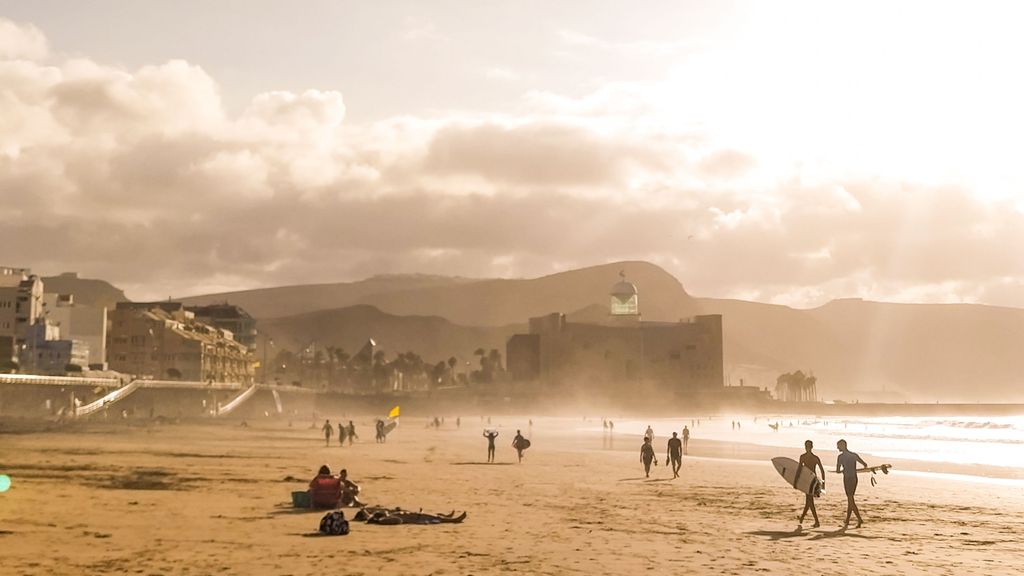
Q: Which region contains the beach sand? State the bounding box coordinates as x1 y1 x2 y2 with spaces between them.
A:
1 416 1022 575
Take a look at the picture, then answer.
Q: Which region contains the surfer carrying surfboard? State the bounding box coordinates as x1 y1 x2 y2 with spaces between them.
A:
836 439 867 529
512 430 530 463
798 440 825 528
483 430 499 463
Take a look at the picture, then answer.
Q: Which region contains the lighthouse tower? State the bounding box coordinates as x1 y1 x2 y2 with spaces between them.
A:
609 271 640 322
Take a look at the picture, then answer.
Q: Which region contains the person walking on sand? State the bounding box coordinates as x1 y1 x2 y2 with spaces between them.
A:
836 439 867 529
322 419 333 446
798 440 825 528
644 425 654 444
681 425 690 455
640 437 658 477
483 429 499 463
338 421 347 446
512 429 529 463
666 432 683 478
347 420 357 446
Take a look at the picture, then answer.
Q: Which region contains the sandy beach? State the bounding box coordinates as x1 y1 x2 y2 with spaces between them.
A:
2 415 1023 575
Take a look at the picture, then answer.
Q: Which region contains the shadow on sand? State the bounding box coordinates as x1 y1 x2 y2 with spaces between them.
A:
451 462 514 466
748 527 881 542
809 528 880 541
747 528 807 541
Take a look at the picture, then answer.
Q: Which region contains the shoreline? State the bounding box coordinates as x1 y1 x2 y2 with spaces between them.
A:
681 437 1024 482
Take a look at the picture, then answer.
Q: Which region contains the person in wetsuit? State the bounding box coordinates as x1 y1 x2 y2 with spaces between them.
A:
322 419 333 447
483 430 499 463
836 439 867 529
512 430 528 463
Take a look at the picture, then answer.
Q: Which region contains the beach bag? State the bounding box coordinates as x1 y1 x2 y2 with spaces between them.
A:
319 511 350 535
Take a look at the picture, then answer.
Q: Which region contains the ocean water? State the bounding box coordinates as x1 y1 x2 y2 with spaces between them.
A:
580 415 1024 472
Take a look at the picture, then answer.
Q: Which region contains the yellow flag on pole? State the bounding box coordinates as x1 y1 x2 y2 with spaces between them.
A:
388 405 400 419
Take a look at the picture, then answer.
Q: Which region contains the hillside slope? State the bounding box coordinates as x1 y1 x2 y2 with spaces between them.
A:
179 274 478 319
696 297 1024 402
41 272 128 309
260 305 516 364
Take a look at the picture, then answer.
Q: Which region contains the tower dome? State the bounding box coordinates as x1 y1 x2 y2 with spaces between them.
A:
609 272 639 316
610 280 638 298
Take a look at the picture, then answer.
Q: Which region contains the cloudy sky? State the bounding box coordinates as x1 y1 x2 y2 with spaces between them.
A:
1 1 1023 307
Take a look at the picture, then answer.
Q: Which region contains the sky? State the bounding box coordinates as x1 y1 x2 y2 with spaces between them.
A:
1 0 1023 307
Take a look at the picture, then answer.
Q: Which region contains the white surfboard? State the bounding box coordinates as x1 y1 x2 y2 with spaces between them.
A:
772 457 822 497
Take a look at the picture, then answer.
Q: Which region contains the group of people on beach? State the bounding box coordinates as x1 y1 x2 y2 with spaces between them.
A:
639 424 690 478
321 419 358 446
308 464 364 509
797 438 867 529
482 429 531 463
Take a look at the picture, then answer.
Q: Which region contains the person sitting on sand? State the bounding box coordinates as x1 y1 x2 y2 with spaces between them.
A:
640 436 657 477
322 419 333 447
836 439 867 529
798 440 825 528
338 468 365 507
483 430 499 463
666 432 683 478
309 465 342 509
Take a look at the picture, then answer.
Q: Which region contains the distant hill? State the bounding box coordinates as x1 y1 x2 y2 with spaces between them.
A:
259 305 516 364
41 272 128 309
696 297 1024 403
183 261 699 326
180 260 1024 402
179 274 479 319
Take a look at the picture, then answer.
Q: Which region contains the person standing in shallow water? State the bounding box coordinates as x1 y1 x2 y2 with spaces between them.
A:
798 440 825 528
836 439 867 529
322 419 333 447
483 430 499 463
666 432 683 478
640 437 657 477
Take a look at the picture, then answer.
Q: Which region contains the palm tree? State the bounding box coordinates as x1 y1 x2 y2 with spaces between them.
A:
447 356 458 385
775 371 819 402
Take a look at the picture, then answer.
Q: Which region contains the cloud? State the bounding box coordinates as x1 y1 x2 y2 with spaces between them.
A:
422 122 671 189
0 19 48 60
2 17 1024 310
